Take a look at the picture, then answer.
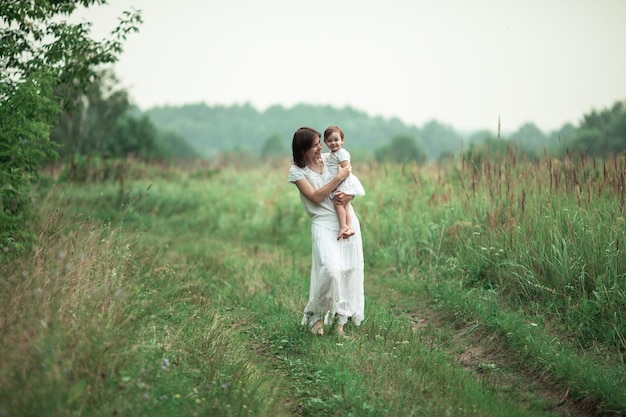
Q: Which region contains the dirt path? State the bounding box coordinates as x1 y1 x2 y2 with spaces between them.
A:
407 302 597 417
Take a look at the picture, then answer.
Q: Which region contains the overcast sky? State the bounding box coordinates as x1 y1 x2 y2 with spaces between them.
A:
74 0 626 132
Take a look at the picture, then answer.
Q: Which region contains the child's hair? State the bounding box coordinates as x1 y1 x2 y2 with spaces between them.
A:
323 125 344 142
292 126 321 168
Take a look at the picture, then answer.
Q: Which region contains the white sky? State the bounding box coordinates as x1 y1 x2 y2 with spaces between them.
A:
74 0 626 132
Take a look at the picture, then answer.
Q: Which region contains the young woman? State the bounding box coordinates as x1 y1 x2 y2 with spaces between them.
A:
287 126 365 337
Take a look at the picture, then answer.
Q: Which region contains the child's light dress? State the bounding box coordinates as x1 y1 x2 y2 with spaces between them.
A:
326 148 365 197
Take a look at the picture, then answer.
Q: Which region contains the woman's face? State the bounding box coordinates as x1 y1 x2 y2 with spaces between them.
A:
304 136 322 161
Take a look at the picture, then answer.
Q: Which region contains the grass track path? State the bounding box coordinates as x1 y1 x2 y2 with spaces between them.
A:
211 239 596 417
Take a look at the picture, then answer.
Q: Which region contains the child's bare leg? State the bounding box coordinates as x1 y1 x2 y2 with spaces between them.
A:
334 200 351 239
344 202 355 237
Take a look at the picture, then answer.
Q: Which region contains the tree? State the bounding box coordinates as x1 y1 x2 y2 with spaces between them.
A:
0 1 141 257
51 69 130 157
560 99 626 157
511 122 546 156
464 134 510 167
0 71 58 252
51 68 165 161
107 114 163 160
375 134 426 164
156 130 200 160
420 120 464 159
260 133 286 157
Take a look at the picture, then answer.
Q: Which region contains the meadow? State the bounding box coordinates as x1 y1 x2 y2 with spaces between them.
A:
1 149 625 417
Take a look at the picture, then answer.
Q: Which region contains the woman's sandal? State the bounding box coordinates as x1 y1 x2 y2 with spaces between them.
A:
311 320 324 335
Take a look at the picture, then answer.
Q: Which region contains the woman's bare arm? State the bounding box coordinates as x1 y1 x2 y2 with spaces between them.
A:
294 164 351 204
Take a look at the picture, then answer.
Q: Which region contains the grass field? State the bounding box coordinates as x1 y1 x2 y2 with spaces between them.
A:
1 151 625 416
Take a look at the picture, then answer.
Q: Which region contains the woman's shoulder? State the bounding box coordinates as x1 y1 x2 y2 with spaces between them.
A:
288 164 306 183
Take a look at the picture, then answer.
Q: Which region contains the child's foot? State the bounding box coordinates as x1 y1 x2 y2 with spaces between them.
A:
336 324 345 338
310 320 324 335
337 226 349 240
337 227 355 240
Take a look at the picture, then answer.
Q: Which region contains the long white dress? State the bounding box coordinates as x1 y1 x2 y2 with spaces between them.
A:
326 148 365 197
287 153 365 327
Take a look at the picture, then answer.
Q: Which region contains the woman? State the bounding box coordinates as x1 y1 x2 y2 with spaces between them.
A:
287 126 365 337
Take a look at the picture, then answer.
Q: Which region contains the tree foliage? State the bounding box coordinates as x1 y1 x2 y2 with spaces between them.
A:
419 120 464 159
146 103 427 160
51 69 128 157
0 72 58 251
260 133 286 157
0 0 141 256
51 69 168 161
464 133 512 168
375 134 426 164
561 100 626 157
156 130 201 160
510 122 549 155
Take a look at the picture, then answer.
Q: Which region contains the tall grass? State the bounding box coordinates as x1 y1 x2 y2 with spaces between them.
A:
353 151 626 413
3 150 626 415
0 184 287 416
360 149 626 354
453 149 626 353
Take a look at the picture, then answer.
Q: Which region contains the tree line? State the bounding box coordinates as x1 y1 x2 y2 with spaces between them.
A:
143 101 626 163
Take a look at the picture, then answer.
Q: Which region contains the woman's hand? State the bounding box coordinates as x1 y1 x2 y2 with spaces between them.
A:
337 163 351 181
334 191 354 205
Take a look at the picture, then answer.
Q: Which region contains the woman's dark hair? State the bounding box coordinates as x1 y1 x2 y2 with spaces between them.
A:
292 126 321 168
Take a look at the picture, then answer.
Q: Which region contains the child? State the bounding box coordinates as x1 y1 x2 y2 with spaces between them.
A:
323 125 365 240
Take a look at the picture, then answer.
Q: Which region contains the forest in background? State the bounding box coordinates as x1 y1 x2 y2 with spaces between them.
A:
143 102 572 160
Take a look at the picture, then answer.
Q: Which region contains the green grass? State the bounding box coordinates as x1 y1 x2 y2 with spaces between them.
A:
2 153 625 416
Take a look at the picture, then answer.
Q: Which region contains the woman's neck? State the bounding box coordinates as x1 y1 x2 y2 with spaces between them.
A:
305 156 323 173
304 155 320 165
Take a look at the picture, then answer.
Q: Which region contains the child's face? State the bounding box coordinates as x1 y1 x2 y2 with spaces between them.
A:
324 131 344 152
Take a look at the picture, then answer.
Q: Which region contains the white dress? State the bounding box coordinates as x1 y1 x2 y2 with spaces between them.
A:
287 153 365 327
326 148 365 197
